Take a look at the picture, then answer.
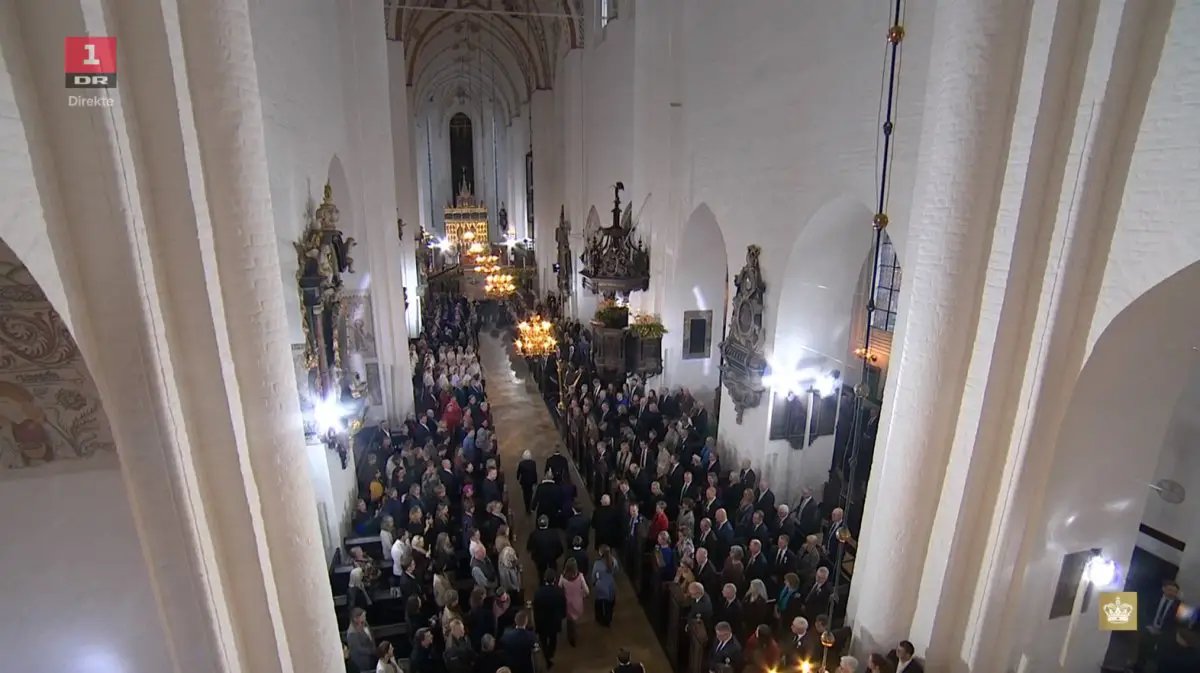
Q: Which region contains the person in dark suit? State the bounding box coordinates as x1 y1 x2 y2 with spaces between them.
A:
755 480 775 519
1136 580 1185 672
532 571 567 666
409 628 440 673
546 447 569 483
709 621 744 672
499 610 539 673
694 548 722 598
768 534 797 595
566 506 591 549
782 616 814 666
803 567 834 621
526 516 564 581
793 487 822 539
611 648 646 673
473 634 505 673
889 640 925 672
825 507 847 560
715 583 744 637
592 494 621 551
532 473 561 523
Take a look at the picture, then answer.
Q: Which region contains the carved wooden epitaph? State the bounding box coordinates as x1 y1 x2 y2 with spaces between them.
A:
555 205 573 296
719 245 768 423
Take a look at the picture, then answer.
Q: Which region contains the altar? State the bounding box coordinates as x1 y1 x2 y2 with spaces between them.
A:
444 174 489 250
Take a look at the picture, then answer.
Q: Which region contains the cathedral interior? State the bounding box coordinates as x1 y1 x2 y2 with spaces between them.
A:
1 1 1199 672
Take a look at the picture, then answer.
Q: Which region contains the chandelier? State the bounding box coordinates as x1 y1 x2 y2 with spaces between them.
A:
514 315 556 358
485 272 515 298
474 255 501 274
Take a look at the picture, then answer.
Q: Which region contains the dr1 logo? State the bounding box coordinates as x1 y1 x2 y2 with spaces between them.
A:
64 36 117 89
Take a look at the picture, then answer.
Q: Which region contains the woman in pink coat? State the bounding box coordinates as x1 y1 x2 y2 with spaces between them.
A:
558 557 590 646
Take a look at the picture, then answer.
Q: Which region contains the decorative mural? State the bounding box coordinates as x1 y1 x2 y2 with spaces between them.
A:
0 241 115 470
343 290 378 358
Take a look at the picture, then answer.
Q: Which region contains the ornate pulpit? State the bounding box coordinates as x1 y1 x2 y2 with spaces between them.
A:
295 184 358 419
580 183 654 382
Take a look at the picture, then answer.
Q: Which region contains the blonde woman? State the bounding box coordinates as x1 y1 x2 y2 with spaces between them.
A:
433 569 454 609
440 589 463 640
498 545 523 604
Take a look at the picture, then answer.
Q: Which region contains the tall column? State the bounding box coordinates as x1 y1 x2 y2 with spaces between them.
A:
531 90 559 294
176 0 344 671
629 0 674 316
848 0 1028 655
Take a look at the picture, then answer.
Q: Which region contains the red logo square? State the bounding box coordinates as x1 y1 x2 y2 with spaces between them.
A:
64 36 117 74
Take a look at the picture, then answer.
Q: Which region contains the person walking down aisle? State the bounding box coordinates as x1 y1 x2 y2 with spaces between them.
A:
591 545 619 627
559 557 590 646
533 570 567 667
517 450 539 514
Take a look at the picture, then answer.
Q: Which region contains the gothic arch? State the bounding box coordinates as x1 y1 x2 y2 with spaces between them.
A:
771 196 880 375
668 204 729 402
1007 260 1200 670
0 237 115 472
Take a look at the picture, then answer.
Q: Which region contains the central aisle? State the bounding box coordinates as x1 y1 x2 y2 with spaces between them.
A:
479 333 671 672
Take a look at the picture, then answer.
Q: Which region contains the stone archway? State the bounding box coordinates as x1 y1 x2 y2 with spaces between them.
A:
0 236 172 672
668 203 729 410
0 238 114 470
1006 260 1200 671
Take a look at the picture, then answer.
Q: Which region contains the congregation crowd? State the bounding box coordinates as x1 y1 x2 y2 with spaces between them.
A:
539 317 925 673
333 293 931 673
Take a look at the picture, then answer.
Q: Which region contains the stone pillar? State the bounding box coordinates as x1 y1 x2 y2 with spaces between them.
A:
176 0 344 671
531 91 559 295
848 0 1028 654
630 0 674 317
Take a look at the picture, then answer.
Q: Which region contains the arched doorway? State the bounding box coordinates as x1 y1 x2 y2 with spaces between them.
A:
0 237 169 671
669 204 729 412
1007 260 1200 671
449 112 475 194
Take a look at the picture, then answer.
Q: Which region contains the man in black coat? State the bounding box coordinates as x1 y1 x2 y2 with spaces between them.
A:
499 611 539 673
546 448 570 483
526 515 564 581
532 570 567 665
708 622 744 673
592 494 621 551
532 472 561 523
566 506 591 549
516 451 539 514
409 628 440 673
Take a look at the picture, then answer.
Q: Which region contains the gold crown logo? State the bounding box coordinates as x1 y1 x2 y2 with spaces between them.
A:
1104 596 1134 624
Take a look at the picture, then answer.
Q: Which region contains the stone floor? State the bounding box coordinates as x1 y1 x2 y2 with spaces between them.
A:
480 332 671 673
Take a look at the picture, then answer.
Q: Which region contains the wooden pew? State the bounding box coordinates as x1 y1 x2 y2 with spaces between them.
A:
686 614 710 673
344 535 384 561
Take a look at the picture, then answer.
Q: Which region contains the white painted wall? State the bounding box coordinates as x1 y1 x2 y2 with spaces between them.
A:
1140 368 1200 573
305 440 360 563
0 464 173 673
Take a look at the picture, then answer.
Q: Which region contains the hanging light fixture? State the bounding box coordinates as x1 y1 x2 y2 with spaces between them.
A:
822 2 907 670
484 272 516 298
514 315 556 358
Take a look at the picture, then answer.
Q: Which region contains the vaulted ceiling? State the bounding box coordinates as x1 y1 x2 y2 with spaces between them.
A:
388 0 583 121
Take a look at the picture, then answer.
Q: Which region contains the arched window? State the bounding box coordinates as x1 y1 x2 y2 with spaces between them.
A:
871 233 902 332
600 0 615 29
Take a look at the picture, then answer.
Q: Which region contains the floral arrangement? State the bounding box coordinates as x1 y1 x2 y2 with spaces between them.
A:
592 299 629 328
629 313 668 339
